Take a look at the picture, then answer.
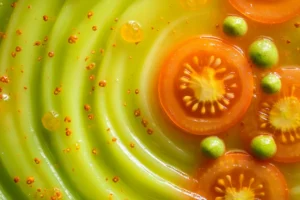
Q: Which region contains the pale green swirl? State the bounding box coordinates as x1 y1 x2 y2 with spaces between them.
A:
0 0 207 199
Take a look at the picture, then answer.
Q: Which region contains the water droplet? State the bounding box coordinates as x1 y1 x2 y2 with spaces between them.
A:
120 20 143 43
42 111 61 132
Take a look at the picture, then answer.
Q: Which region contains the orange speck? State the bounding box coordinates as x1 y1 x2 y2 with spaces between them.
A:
92 148 97 155
99 80 107 87
100 48 104 54
43 15 49 21
84 104 91 111
87 11 93 19
112 176 119 183
16 29 22 35
65 128 72 136
48 52 54 57
112 137 117 142
86 62 96 70
92 26 97 31
26 177 34 184
134 109 141 117
34 41 41 46
15 46 22 52
34 158 41 164
88 114 94 120
13 177 20 183
294 22 300 28
0 76 9 83
147 128 154 135
11 2 17 8
54 87 62 95
130 143 135 148
68 35 78 44
89 75 95 80
64 116 71 123
141 118 148 127
11 52 16 57
135 89 139 94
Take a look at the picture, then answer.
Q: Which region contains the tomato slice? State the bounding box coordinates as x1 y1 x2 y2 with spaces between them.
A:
243 67 300 163
228 0 300 24
197 153 289 200
158 36 253 135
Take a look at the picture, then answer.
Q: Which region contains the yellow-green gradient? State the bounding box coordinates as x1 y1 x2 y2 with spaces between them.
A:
0 0 300 199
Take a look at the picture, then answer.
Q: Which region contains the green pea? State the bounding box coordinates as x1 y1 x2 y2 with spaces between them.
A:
223 16 248 37
249 38 279 68
250 135 277 159
261 73 281 94
200 136 225 159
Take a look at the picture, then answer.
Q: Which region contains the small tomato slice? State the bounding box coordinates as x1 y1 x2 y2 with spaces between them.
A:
228 0 300 24
158 36 253 135
245 67 300 163
197 153 289 200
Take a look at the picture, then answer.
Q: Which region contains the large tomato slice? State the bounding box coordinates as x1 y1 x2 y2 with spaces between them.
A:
228 0 300 24
243 66 300 163
158 36 253 135
197 153 289 200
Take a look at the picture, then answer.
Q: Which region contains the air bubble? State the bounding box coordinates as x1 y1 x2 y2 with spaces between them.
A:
120 20 143 43
42 111 61 132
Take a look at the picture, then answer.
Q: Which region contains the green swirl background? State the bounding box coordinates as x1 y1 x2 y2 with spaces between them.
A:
1 0 300 199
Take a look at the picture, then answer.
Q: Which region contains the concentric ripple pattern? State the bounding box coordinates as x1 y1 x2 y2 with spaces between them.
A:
0 0 219 199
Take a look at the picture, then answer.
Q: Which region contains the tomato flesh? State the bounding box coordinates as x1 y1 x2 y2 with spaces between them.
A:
158 36 253 135
197 153 289 200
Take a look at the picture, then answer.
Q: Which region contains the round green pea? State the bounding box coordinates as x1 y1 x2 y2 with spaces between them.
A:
261 73 281 94
223 16 248 37
250 135 277 159
249 38 279 68
200 136 225 159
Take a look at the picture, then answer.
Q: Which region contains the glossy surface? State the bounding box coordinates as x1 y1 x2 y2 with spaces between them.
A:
0 0 300 200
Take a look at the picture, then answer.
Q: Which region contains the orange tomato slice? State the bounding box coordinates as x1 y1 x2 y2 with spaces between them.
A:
228 0 300 24
158 36 253 135
244 66 300 163
197 153 289 200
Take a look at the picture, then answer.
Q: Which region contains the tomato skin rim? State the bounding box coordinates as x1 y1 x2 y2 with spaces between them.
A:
228 0 300 24
158 36 253 135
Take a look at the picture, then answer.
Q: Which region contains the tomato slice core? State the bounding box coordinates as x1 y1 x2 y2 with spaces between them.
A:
158 36 253 135
197 153 289 200
228 0 300 24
